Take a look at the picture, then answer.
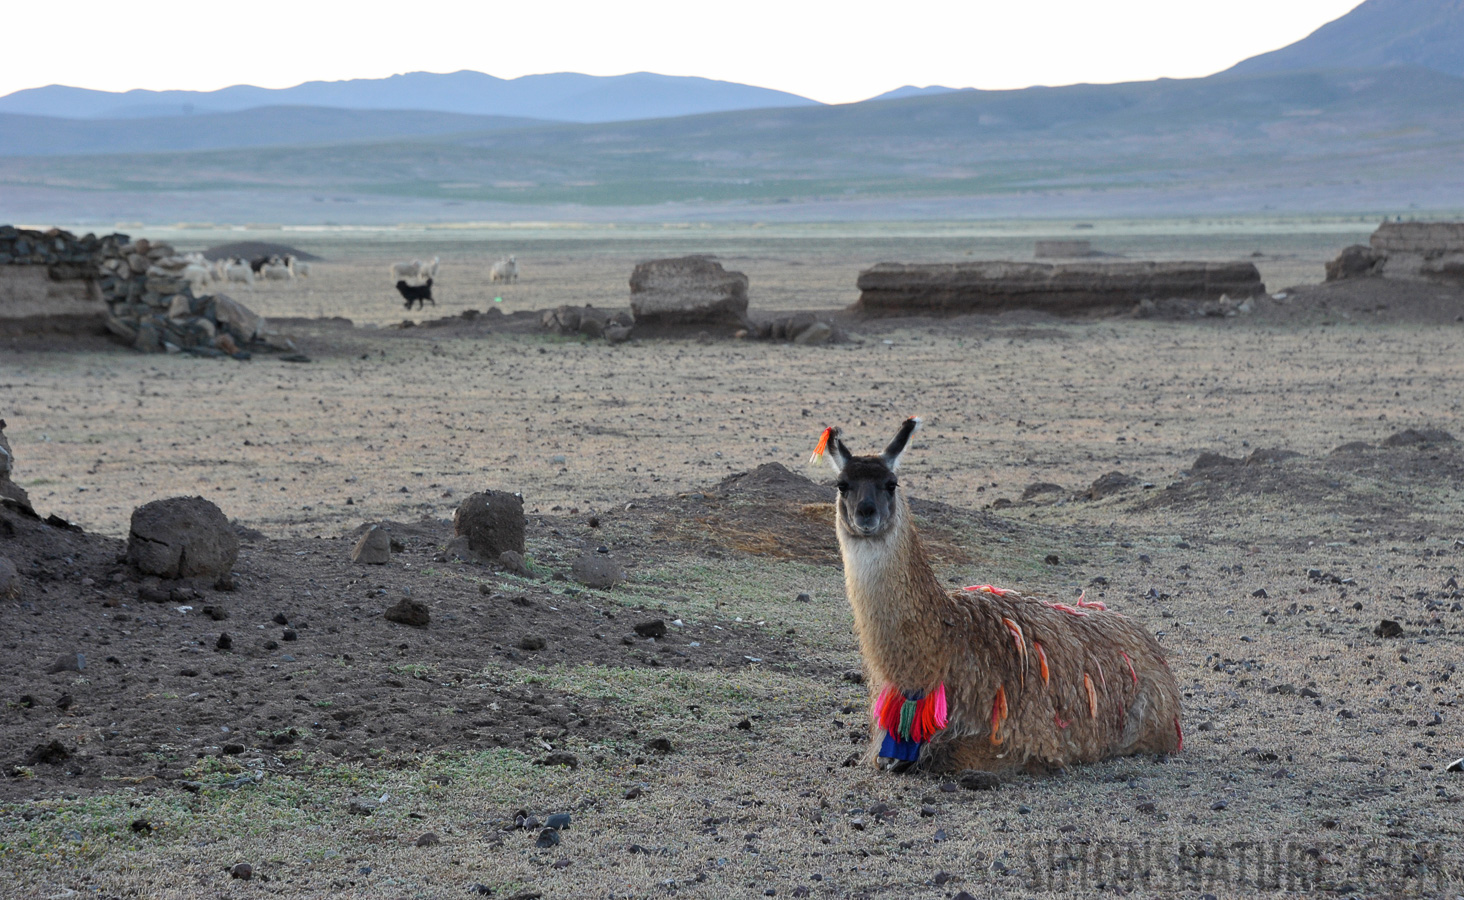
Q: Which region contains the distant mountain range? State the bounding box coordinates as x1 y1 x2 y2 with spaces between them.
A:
1226 0 1464 78
0 70 819 123
4 0 1464 220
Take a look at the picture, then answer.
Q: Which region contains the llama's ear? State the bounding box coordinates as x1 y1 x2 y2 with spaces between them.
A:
811 426 851 474
881 417 921 470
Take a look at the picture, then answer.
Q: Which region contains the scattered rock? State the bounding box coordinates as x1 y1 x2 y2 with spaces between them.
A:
347 799 377 816
229 863 253 881
572 554 626 589
25 740 70 765
1446 757 1463 773
46 652 85 674
415 832 440 847
536 751 579 769
351 525 392 564
127 496 238 579
1374 619 1404 638
499 550 532 576
535 828 561 848
791 321 833 345
545 813 571 830
130 818 152 834
384 598 431 627
645 737 673 754
454 491 526 559
1325 244 1386 281
633 619 667 639
517 635 547 651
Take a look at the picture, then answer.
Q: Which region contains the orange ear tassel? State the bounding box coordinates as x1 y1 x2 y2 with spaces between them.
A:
810 427 832 464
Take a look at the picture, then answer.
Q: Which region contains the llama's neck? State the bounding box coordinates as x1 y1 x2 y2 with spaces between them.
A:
838 495 949 690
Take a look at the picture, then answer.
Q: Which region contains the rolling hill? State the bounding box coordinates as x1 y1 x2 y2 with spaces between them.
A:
0 107 543 157
0 70 820 123
1226 0 1464 78
3 65 1461 218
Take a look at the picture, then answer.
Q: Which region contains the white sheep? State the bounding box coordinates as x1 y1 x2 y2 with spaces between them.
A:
261 261 293 281
182 263 213 292
490 255 518 283
225 262 255 284
287 256 311 278
421 256 440 279
390 259 423 282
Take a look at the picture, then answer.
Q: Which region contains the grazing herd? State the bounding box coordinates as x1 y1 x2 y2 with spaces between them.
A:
388 253 520 309
208 253 312 286
191 248 524 311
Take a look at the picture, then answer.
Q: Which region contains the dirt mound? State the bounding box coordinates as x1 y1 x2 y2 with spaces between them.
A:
1137 437 1464 537
1251 278 1464 326
202 242 321 262
716 463 829 504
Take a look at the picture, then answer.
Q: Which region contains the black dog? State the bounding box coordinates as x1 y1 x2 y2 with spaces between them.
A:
396 277 434 310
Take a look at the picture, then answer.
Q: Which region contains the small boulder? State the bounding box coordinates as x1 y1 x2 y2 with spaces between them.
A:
1324 244 1385 281
1374 619 1403 638
453 491 525 559
572 554 626 589
499 550 532 577
46 652 86 674
351 525 392 565
792 321 834 345
633 619 667 639
384 598 431 627
127 496 238 579
605 323 633 343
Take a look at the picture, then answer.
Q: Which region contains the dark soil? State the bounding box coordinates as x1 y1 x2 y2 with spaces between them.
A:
0 483 847 802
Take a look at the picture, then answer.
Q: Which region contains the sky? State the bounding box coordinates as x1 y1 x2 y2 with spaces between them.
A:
2 0 1366 104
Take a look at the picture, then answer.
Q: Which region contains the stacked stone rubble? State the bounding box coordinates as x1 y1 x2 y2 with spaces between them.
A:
1 224 287 357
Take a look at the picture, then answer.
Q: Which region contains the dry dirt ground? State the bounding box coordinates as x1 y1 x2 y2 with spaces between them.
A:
1 247 1463 898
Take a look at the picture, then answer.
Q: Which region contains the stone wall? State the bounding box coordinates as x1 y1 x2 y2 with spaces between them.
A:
854 260 1265 316
1327 221 1464 285
1 225 285 356
0 226 110 327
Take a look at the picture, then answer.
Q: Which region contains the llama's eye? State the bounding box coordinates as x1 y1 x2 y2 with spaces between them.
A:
886 481 898 492
836 481 849 494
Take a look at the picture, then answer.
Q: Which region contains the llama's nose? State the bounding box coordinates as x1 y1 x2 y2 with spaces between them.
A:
856 500 877 520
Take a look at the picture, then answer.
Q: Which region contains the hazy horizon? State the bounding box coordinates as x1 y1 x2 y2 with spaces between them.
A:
2 0 1363 105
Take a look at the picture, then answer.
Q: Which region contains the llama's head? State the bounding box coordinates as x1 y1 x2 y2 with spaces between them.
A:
813 417 920 538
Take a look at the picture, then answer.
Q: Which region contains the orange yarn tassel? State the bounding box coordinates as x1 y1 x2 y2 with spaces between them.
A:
1035 642 1049 685
990 684 1008 745
1121 651 1138 687
1084 673 1098 719
809 427 832 463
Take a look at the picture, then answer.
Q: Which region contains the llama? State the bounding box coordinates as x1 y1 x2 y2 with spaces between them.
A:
813 418 1181 773
490 255 518 283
